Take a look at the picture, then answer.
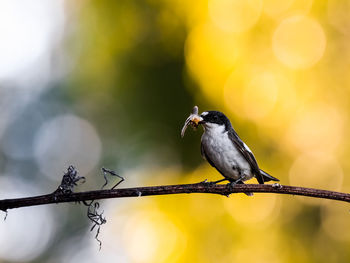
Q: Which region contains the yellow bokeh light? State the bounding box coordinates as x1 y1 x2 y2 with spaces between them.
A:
232 247 280 263
223 194 279 225
224 69 296 121
289 152 343 204
185 23 240 75
285 0 313 16
185 23 242 103
243 72 279 120
255 75 297 136
286 104 344 153
273 15 326 69
123 210 186 263
263 0 294 17
264 0 313 19
327 0 350 35
223 68 248 117
208 0 262 33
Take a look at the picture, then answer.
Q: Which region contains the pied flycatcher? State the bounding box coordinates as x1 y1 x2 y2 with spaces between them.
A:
181 106 279 186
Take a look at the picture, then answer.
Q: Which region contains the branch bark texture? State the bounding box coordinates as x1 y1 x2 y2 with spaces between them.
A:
1 182 350 212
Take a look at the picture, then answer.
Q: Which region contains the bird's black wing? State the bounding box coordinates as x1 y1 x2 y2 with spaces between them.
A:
227 129 264 184
201 143 227 178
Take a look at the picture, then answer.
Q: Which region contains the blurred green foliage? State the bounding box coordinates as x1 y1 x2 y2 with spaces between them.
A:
66 0 206 170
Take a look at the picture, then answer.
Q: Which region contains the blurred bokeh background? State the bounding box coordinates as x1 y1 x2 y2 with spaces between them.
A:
1 0 350 262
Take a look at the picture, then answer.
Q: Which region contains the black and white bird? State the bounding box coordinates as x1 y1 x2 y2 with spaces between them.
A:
181 107 279 186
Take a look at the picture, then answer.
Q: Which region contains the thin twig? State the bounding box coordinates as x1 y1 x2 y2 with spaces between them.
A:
1 182 350 212
101 167 125 190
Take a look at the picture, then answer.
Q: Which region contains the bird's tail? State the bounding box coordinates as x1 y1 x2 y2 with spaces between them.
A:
260 169 279 183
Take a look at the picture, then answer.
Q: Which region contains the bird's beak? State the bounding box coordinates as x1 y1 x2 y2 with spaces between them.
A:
191 116 202 125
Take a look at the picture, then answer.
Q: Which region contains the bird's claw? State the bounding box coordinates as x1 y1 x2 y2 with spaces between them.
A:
226 180 253 196
227 180 238 190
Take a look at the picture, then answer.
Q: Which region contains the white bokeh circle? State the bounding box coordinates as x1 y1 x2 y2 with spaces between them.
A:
34 114 102 180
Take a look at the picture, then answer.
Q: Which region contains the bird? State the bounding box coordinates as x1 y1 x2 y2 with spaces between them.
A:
181 107 279 186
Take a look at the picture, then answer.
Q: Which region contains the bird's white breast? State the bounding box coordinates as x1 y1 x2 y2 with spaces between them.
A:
201 123 252 181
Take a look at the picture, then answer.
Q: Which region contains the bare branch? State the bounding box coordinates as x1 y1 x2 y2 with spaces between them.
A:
1 182 350 212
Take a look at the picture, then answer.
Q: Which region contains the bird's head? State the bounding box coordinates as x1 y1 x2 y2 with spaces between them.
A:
196 111 232 131
181 106 232 137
